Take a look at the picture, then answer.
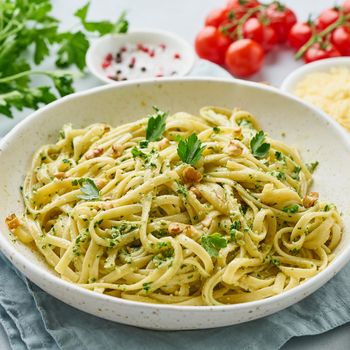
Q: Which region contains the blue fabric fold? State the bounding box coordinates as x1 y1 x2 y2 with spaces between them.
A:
1 59 350 350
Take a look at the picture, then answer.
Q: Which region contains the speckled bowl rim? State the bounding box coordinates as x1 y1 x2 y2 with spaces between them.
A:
1 77 350 313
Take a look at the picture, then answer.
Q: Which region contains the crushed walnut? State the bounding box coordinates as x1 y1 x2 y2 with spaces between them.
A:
224 140 243 157
111 144 124 158
5 214 21 231
303 192 319 208
182 166 202 184
85 147 104 160
168 223 183 235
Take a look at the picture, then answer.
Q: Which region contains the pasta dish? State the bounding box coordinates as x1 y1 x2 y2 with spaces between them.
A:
5 106 343 306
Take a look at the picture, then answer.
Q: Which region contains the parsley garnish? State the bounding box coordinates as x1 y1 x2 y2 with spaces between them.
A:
201 233 227 257
270 171 286 181
282 204 299 213
230 220 241 241
131 147 147 159
267 256 280 267
250 131 270 159
275 151 284 161
306 161 319 173
291 166 301 180
143 282 152 293
213 126 220 133
177 133 205 165
73 178 100 201
146 106 168 142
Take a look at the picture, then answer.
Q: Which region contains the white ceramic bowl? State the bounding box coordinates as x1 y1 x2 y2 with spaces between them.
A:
86 29 196 84
281 57 350 94
1 78 350 330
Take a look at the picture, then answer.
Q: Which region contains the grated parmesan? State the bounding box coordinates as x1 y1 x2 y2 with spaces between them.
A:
294 67 350 131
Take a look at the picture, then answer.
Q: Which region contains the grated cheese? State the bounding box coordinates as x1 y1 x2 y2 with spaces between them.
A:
294 67 350 131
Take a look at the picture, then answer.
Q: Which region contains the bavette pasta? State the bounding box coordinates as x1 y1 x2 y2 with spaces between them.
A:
5 106 343 306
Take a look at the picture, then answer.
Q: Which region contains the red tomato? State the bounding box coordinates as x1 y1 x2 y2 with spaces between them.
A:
265 3 297 43
304 43 341 63
205 8 231 27
343 0 350 13
225 39 264 76
331 25 350 55
243 18 264 42
288 22 312 50
261 25 278 51
227 0 260 10
316 8 339 30
195 26 232 65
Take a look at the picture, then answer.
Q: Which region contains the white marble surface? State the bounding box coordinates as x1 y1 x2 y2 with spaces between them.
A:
1 0 350 348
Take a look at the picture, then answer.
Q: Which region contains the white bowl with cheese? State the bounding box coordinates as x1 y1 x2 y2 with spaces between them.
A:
281 57 350 131
1 78 350 330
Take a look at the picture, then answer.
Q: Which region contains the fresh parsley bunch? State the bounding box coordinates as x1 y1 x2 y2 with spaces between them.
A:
0 0 128 118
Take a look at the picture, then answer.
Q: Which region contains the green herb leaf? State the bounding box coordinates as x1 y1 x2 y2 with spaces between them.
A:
201 233 227 257
75 3 128 35
146 106 168 142
306 161 319 173
230 220 241 241
177 133 205 165
291 166 301 181
75 178 100 201
55 31 89 71
250 131 270 159
282 204 299 213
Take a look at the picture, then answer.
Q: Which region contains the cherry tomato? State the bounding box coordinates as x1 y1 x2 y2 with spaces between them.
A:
195 26 232 65
331 25 350 55
227 0 260 10
243 17 264 42
265 3 297 43
316 8 339 30
225 39 264 76
205 8 231 27
226 0 260 20
288 22 313 50
261 25 278 51
304 43 341 63
343 0 350 13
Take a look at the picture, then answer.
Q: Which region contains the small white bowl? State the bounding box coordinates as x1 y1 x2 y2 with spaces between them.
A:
281 57 350 94
86 29 196 84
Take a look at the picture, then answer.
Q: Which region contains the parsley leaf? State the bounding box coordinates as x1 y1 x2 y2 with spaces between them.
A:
230 220 241 241
55 31 89 71
75 3 128 35
74 178 100 201
201 233 227 257
146 106 168 141
177 133 205 165
306 161 319 173
250 131 270 159
282 204 299 213
291 166 301 181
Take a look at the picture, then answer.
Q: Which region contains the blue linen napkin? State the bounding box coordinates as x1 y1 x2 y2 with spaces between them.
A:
1 59 350 350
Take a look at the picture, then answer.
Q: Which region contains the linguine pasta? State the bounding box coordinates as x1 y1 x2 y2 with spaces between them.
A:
6 106 343 306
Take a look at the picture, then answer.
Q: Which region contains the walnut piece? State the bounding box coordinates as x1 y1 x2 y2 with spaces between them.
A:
85 147 103 160
224 140 243 157
111 144 124 158
182 166 202 184
5 214 21 231
303 191 319 208
168 223 183 235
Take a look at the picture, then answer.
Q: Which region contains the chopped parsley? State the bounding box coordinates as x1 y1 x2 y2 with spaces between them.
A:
291 166 301 181
139 140 149 148
201 233 227 257
270 171 286 181
213 126 220 133
267 256 280 267
143 282 152 293
230 220 242 241
73 178 100 201
146 106 167 141
275 151 284 161
177 133 205 166
250 131 270 159
282 204 299 213
306 161 319 173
